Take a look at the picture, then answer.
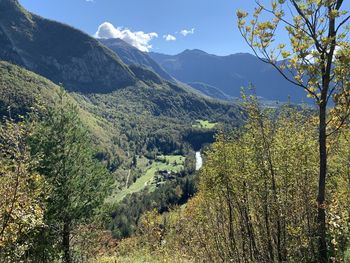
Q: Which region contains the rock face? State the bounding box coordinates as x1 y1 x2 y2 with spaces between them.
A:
0 0 135 93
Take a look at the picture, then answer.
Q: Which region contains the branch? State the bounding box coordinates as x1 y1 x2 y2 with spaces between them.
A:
239 28 308 91
256 1 324 53
327 110 350 137
336 15 350 33
326 82 339 104
290 0 325 53
336 0 344 10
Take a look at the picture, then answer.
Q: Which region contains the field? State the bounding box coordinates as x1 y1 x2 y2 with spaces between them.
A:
192 119 217 129
114 155 185 202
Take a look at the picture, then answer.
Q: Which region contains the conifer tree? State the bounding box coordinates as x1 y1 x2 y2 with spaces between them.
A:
31 91 111 263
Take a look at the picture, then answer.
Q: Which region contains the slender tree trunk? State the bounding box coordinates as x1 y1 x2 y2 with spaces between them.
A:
263 180 274 262
63 218 71 263
225 183 240 261
317 103 328 262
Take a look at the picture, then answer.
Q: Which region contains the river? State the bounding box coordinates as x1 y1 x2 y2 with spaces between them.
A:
195 151 203 171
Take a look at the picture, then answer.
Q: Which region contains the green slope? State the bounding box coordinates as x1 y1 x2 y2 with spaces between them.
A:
0 60 59 117
0 61 114 147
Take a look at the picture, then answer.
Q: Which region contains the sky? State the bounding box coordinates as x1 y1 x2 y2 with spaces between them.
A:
19 0 350 56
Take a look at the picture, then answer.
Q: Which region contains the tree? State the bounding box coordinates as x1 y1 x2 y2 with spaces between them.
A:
237 1 350 261
126 101 323 262
0 117 45 261
31 91 111 263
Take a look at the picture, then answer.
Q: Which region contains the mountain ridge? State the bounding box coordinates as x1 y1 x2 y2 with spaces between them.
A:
99 38 175 82
149 49 308 102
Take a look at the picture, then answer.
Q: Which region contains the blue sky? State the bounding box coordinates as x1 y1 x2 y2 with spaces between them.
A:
19 0 350 56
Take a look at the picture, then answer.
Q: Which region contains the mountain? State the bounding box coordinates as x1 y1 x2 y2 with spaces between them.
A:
0 0 135 93
98 38 223 100
0 0 243 156
150 50 308 102
99 38 174 82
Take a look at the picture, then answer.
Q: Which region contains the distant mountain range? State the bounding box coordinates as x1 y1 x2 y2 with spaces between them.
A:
98 36 308 103
98 38 231 100
149 50 308 103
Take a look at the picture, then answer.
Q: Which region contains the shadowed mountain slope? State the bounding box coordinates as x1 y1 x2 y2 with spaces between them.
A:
0 0 135 93
99 38 174 82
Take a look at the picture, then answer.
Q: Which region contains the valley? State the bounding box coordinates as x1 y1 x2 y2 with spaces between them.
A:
113 155 186 202
0 0 349 262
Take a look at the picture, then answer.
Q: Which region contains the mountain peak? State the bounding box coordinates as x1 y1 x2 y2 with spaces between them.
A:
179 49 208 56
150 48 308 102
0 0 20 8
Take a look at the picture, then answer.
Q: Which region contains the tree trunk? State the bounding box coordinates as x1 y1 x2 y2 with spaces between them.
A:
317 103 328 262
63 218 71 263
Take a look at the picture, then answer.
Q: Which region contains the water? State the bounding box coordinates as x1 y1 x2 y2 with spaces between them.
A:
195 151 203 171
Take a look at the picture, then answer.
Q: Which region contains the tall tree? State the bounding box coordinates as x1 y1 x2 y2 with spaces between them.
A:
237 1 350 261
31 91 111 263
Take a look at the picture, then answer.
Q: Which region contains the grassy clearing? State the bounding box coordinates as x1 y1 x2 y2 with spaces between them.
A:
192 119 217 129
156 155 185 167
114 155 185 202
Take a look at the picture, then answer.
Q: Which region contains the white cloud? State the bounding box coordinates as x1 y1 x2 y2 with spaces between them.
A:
180 28 195 37
305 46 341 63
94 22 158 52
163 34 176 41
